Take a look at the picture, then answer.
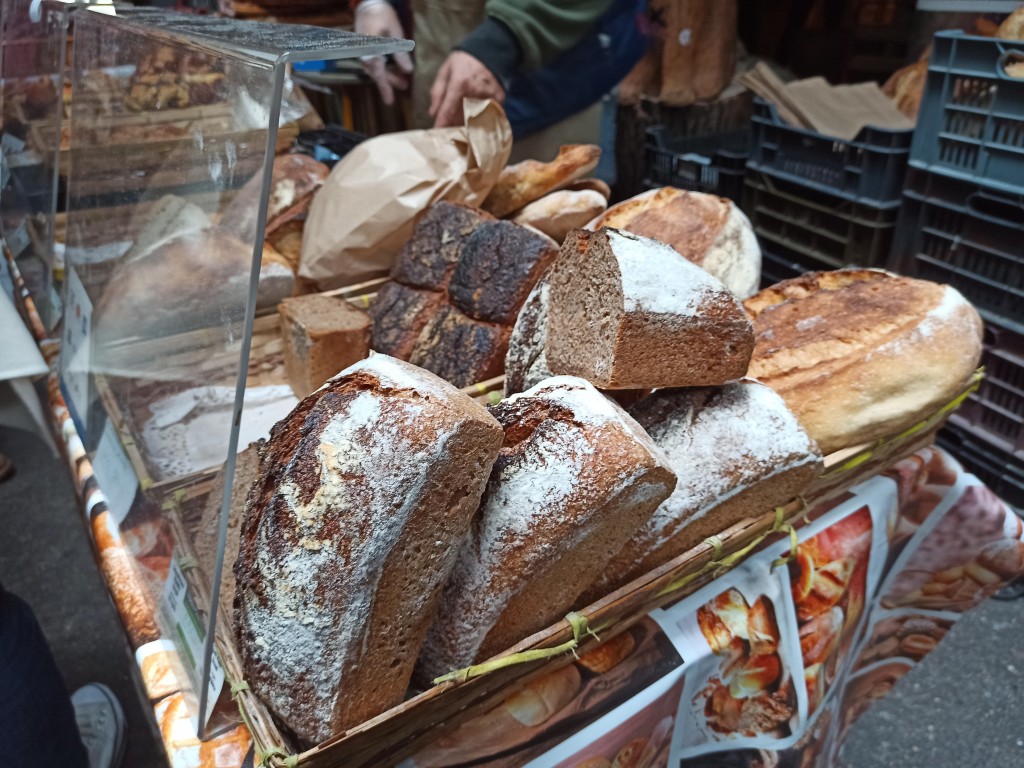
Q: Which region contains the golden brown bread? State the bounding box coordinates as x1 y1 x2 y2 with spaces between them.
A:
483 145 601 218
576 630 637 675
998 6 1024 39
587 188 761 298
503 664 582 727
513 189 608 243
744 269 983 454
882 60 928 121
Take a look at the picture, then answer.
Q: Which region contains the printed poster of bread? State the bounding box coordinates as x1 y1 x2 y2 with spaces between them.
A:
154 693 251 768
881 484 1024 612
405 619 683 768
788 506 873 714
690 588 797 741
855 614 955 671
744 270 982 455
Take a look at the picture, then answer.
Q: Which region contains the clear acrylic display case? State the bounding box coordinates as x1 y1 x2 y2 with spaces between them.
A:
56 6 410 736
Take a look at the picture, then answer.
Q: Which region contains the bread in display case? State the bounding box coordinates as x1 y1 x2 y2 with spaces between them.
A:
55 6 410 736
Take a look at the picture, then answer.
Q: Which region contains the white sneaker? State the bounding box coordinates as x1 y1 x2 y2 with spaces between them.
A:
72 683 126 768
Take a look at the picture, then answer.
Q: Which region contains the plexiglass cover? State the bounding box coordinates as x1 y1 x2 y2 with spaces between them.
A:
57 6 410 735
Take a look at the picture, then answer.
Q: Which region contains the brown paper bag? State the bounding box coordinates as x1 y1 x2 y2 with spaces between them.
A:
298 98 512 291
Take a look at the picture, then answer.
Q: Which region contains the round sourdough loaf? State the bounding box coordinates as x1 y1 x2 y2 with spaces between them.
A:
586 187 761 298
744 269 983 455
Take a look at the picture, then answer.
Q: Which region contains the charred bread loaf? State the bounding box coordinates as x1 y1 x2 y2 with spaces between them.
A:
408 304 512 386
233 355 503 745
547 228 754 390
483 144 601 218
391 202 495 291
744 269 983 454
582 380 821 603
369 281 445 360
587 188 761 299
417 376 676 683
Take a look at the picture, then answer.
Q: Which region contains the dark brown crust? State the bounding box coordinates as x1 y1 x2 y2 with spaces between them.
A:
408 305 512 387
369 282 445 360
448 221 558 325
391 202 495 291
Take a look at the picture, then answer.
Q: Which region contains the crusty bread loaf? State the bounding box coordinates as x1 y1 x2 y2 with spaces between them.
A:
547 228 754 389
219 154 328 240
744 269 983 454
447 220 558 325
234 355 503 745
582 381 822 603
513 189 608 243
882 60 927 121
279 294 371 397
483 145 601 218
408 304 511 387
587 188 761 299
369 281 445 360
564 178 611 199
504 272 555 397
417 376 676 682
391 202 495 291
194 445 261 621
998 6 1024 39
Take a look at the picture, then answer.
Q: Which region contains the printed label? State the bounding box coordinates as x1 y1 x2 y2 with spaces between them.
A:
60 267 92 435
93 421 138 524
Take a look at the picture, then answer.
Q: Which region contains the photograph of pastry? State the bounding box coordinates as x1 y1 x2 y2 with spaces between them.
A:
788 506 872 714
836 661 913 741
404 618 682 767
854 613 955 670
881 485 1024 612
687 588 797 743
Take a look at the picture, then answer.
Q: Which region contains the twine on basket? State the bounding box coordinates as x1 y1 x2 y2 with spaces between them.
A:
230 678 298 767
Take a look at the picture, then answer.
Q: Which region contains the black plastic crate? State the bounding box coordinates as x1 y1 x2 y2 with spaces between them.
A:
889 168 1024 333
759 241 845 288
744 170 900 272
643 126 750 202
910 31 1024 195
295 126 365 167
747 97 912 206
937 422 1024 509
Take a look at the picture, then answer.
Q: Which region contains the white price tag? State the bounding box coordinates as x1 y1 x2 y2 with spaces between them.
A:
1 132 25 155
93 421 138 523
8 221 30 258
0 256 13 298
60 267 93 433
47 284 62 331
160 556 226 730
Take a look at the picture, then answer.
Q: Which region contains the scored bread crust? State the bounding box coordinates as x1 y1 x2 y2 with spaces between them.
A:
416 376 676 683
483 144 601 218
744 269 983 454
233 355 503 746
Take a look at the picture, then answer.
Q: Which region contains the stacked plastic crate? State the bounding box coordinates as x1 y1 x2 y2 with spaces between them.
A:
889 31 1024 508
744 98 913 286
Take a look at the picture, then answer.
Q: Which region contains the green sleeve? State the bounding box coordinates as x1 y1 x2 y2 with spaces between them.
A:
485 0 617 72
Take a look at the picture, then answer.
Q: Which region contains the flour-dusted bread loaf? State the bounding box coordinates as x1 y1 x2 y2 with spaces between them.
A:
369 281 445 360
547 228 754 389
391 202 495 291
504 272 555 397
194 445 261 621
447 220 558 325
408 304 512 387
483 145 601 218
417 376 676 682
279 294 371 397
513 189 608 243
234 355 504 745
744 270 983 454
587 188 761 299
582 381 821 603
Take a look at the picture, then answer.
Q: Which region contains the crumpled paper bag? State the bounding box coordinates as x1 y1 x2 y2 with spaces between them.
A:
299 98 512 290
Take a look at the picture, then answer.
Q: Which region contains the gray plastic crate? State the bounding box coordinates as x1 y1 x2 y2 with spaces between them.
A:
910 30 1024 194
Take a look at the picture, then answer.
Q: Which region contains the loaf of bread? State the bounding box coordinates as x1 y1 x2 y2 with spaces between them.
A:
234 355 504 745
744 269 983 454
483 145 601 218
582 381 822 602
417 376 676 682
547 228 754 389
448 220 558 324
391 202 495 291
504 272 555 397
588 188 761 299
408 304 511 386
279 294 371 397
219 154 329 240
194 445 261 621
513 189 608 243
370 281 445 360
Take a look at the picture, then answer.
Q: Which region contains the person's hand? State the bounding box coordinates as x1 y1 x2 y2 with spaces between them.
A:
429 51 506 128
355 0 413 106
